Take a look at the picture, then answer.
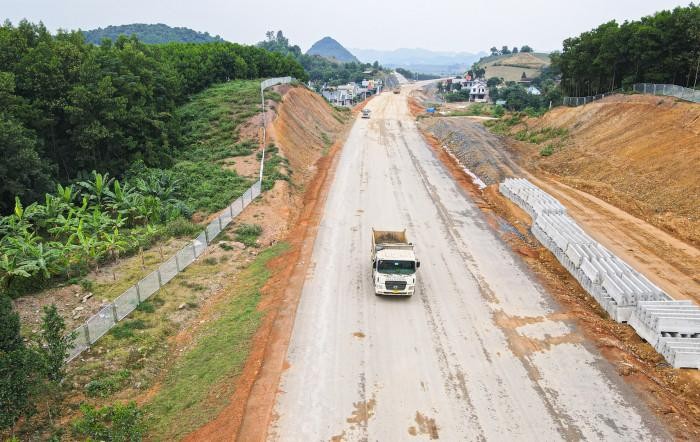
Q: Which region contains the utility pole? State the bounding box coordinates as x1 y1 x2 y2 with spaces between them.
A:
694 52 699 89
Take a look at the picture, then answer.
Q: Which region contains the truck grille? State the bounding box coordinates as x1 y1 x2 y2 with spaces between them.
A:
385 281 407 290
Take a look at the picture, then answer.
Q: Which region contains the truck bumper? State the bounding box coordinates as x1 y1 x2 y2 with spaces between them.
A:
374 286 415 296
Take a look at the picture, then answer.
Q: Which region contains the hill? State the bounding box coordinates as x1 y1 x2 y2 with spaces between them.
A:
477 52 550 81
352 47 486 75
513 94 700 245
83 23 224 44
306 36 358 63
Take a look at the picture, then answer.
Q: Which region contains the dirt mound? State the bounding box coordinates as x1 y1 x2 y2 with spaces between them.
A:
271 86 346 184
521 94 700 245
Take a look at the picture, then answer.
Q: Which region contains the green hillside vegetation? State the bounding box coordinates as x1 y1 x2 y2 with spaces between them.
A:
258 30 384 86
306 36 359 63
0 20 305 215
83 23 223 44
553 4 699 95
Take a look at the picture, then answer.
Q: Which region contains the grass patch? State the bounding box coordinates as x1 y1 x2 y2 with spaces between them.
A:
85 369 132 398
514 126 568 144
167 80 260 214
234 224 262 247
320 132 333 155
172 161 252 214
484 113 524 135
145 242 290 440
163 217 201 238
258 145 291 191
111 319 149 340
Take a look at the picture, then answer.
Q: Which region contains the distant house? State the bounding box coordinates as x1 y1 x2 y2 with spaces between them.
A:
321 82 367 106
526 86 541 95
469 79 489 102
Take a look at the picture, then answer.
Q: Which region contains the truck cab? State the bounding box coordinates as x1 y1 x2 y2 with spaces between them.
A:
371 229 420 296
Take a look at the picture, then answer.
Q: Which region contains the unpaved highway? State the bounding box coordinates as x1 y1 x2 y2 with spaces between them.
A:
268 86 668 441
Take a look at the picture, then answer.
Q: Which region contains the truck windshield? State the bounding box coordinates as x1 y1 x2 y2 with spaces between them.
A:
377 260 415 275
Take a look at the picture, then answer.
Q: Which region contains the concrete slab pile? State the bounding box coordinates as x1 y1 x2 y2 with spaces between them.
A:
499 178 699 369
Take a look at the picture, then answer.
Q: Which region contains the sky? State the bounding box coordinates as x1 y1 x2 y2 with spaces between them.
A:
2 0 691 53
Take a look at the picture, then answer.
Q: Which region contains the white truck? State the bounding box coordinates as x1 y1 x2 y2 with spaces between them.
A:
361 108 371 119
371 229 420 296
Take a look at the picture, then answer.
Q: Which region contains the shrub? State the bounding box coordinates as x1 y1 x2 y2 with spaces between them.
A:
235 224 263 247
164 218 201 238
85 370 131 398
72 402 144 442
540 144 554 156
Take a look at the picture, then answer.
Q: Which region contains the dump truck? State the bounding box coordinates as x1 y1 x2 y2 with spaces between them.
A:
371 229 420 296
361 109 371 119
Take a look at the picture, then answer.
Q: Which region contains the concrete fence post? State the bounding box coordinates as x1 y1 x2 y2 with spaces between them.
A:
111 303 119 322
218 216 223 231
175 254 180 272
83 324 91 345
135 283 142 303
157 269 163 288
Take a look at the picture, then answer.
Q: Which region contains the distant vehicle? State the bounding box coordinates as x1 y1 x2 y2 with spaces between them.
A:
361 109 371 119
371 229 420 296
393 88 400 94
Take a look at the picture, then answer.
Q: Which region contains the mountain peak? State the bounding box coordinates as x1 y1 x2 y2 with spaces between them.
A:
306 37 359 63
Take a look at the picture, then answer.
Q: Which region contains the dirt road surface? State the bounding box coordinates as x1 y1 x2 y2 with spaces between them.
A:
267 87 668 441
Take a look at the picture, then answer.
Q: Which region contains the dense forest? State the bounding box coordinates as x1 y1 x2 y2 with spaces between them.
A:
553 4 700 96
83 23 224 45
257 31 382 86
0 20 305 214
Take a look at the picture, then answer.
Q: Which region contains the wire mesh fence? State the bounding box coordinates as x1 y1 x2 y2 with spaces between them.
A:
563 83 700 107
633 83 700 103
66 179 263 362
562 90 622 107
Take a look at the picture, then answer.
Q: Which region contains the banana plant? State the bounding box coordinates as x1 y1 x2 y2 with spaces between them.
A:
56 183 75 205
102 228 128 263
105 179 140 226
0 254 38 290
77 171 114 207
23 241 61 279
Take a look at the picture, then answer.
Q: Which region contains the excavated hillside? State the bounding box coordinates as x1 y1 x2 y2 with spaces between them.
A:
270 85 348 184
519 94 700 245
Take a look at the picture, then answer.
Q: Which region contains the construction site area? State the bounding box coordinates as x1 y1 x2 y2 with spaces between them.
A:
414 88 700 440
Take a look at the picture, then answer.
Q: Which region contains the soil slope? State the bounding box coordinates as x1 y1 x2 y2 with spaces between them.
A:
522 94 700 246
271 86 346 184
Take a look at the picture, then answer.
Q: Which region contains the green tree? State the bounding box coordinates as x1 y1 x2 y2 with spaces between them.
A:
39 304 73 382
520 45 533 53
501 45 511 55
0 295 38 430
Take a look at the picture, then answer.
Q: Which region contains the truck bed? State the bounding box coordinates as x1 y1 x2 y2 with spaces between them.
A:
372 229 407 245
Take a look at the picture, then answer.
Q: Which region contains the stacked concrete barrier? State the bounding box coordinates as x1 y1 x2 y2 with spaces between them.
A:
500 178 699 369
